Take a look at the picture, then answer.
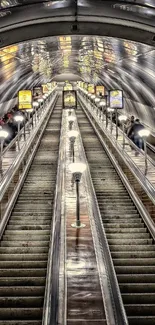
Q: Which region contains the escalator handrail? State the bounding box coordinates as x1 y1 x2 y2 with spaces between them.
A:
0 93 58 201
42 104 65 325
75 106 128 325
78 93 155 206
79 88 155 167
79 96 155 243
0 94 59 245
2 88 57 156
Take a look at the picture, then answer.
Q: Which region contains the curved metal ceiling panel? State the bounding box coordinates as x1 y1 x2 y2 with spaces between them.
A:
0 34 155 129
0 0 155 47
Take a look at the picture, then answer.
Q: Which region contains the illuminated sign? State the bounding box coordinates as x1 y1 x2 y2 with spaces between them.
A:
42 84 49 94
83 83 88 90
64 83 73 91
88 84 95 94
96 86 105 96
33 87 42 100
109 90 123 109
18 90 32 110
63 90 77 109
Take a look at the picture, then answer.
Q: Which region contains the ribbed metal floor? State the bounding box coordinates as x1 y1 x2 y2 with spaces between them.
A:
76 107 155 325
0 99 62 325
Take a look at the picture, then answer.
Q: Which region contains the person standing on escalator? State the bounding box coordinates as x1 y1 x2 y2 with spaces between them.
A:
127 118 144 151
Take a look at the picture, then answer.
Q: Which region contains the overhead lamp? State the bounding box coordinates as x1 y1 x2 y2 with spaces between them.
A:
99 100 106 107
118 114 128 148
107 108 114 134
14 115 24 123
0 128 9 141
0 127 9 174
68 130 79 162
25 109 33 113
68 115 76 130
38 98 44 103
138 129 150 138
138 128 150 173
69 162 87 228
107 107 115 113
33 101 39 108
14 114 25 150
118 114 127 122
95 97 100 103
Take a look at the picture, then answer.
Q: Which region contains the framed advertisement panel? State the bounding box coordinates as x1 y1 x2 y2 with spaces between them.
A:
63 90 77 109
33 87 43 100
83 83 88 91
18 90 32 110
96 85 105 96
109 90 123 109
64 83 73 91
88 84 95 94
42 84 49 94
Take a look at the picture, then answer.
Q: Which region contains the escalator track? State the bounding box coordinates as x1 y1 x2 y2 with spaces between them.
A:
0 98 62 325
76 106 155 325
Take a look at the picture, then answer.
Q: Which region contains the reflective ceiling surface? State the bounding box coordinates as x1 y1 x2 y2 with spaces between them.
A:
0 1 155 128
1 0 155 20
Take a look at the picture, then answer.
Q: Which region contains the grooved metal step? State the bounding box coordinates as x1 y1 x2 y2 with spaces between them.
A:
0 100 62 324
76 107 155 325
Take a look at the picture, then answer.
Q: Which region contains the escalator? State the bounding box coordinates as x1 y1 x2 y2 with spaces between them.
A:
0 98 62 324
76 106 155 325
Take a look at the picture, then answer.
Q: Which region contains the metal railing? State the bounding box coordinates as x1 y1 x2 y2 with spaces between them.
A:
78 92 155 204
0 92 58 238
42 106 65 325
79 94 155 243
74 108 128 325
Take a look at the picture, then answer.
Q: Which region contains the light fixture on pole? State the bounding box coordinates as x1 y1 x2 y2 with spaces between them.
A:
25 109 34 131
38 98 44 116
138 129 150 173
99 100 106 121
68 130 79 162
69 162 87 228
68 109 72 116
107 107 115 133
33 101 39 124
118 115 127 148
0 127 9 174
94 97 100 114
14 114 24 150
68 116 76 130
90 94 96 110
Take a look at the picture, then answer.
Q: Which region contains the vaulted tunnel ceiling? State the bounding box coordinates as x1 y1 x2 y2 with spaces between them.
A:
0 0 155 129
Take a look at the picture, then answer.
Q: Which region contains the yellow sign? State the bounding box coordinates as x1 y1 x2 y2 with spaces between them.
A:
96 86 105 96
64 84 73 91
63 90 77 109
84 83 88 90
88 84 95 94
18 90 32 110
42 84 49 94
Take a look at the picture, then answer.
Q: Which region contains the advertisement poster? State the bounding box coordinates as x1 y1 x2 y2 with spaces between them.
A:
109 90 123 109
63 90 77 109
47 83 52 92
52 81 57 88
96 85 105 96
64 83 73 91
18 90 32 110
88 84 95 94
84 83 88 90
42 84 49 94
33 87 43 100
